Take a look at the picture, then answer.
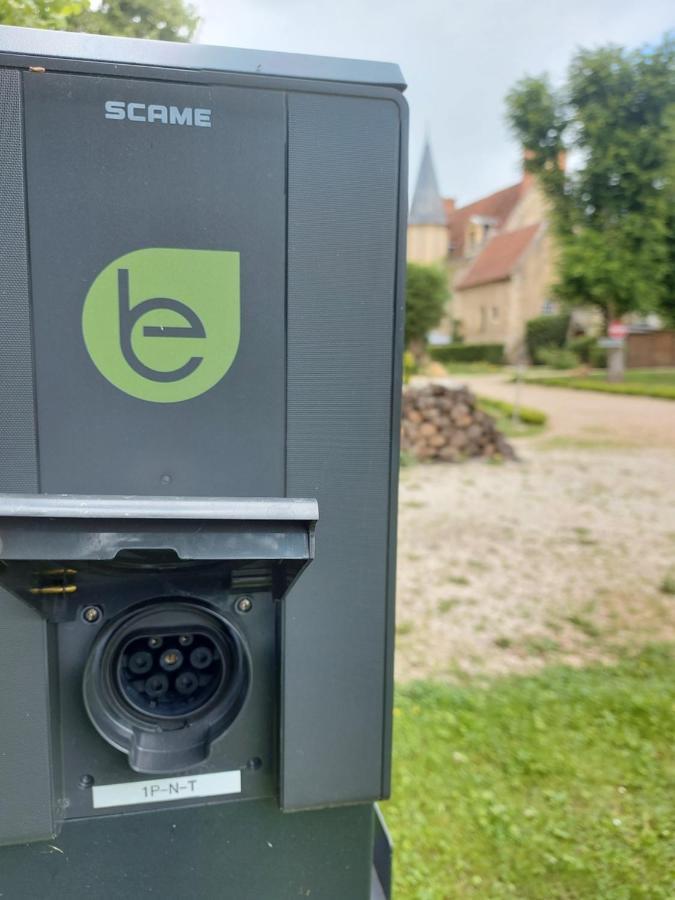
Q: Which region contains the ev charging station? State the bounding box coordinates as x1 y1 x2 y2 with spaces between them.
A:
0 25 407 899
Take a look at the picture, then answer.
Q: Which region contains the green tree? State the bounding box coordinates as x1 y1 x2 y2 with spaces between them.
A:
0 0 199 41
661 103 675 324
0 0 84 29
405 262 448 359
69 0 199 42
506 34 675 324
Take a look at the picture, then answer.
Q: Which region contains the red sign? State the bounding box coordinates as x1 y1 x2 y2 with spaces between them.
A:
608 321 629 340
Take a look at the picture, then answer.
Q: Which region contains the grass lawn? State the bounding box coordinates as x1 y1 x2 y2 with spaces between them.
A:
524 368 675 400
385 646 675 899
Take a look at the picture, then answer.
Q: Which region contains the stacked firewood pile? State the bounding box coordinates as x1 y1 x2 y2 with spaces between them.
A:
400 383 515 462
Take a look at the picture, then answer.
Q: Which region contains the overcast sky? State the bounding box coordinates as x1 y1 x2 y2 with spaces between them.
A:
195 0 673 207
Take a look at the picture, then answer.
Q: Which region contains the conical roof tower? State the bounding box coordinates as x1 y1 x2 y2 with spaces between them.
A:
409 140 446 225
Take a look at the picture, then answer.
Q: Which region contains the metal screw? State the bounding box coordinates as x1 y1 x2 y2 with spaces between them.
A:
82 606 101 624
236 596 253 614
78 774 95 789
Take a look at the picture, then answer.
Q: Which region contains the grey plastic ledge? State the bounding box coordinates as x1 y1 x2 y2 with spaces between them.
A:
0 25 406 90
0 494 318 522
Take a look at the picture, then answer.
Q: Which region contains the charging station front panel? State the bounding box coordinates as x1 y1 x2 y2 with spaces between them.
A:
23 72 287 498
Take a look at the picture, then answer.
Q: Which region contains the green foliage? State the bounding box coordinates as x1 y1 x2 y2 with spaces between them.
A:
566 334 608 370
441 361 503 374
405 263 449 349
535 345 580 369
477 396 547 426
589 343 608 369
0 0 199 39
525 313 570 361
0 0 84 28
524 369 675 400
477 395 547 439
430 343 504 365
506 35 675 322
402 349 417 385
386 646 675 898
68 0 199 40
568 334 598 364
399 451 416 469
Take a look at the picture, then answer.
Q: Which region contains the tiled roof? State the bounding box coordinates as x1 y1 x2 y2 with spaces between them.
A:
446 181 525 257
456 223 541 290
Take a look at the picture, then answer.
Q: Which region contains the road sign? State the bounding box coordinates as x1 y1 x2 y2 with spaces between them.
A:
608 321 629 340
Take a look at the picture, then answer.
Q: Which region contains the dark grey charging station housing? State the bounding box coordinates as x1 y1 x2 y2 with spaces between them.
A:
0 24 406 899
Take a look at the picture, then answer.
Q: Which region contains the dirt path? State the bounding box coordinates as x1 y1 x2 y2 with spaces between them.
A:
457 372 675 449
396 377 675 681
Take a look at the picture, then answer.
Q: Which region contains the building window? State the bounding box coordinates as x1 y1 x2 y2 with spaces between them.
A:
542 299 557 316
491 306 499 321
479 306 487 333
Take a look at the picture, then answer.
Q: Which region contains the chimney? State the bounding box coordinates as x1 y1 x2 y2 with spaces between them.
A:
522 148 535 190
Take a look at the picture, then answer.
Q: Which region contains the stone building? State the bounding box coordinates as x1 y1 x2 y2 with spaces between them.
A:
407 140 557 360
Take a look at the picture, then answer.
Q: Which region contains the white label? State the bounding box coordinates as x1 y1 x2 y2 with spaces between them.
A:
92 770 242 809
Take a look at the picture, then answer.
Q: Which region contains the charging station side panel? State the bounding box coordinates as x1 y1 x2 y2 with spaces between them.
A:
283 91 403 808
0 69 39 493
0 588 56 845
0 68 54 843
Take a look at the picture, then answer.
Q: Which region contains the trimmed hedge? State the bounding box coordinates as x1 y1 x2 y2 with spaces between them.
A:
524 376 675 400
477 395 548 426
535 345 579 369
430 343 505 365
526 313 570 361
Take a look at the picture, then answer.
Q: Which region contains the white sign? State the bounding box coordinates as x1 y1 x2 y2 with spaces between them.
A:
92 770 242 809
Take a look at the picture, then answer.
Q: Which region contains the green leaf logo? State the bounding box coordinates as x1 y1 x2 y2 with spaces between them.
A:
82 248 240 403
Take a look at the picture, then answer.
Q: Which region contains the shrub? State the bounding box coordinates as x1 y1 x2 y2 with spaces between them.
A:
568 334 597 364
567 334 607 368
535 344 580 369
402 350 417 384
589 344 608 368
430 343 505 365
477 396 547 426
526 313 570 361
405 263 448 350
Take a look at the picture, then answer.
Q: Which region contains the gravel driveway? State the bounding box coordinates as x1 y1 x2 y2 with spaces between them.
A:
460 371 675 449
395 375 675 680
